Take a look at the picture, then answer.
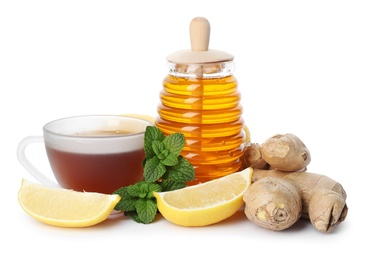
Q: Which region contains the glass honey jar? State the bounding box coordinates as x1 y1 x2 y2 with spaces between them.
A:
155 17 248 185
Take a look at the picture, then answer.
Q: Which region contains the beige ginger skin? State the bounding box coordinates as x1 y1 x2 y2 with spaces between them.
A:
251 169 348 232
262 133 311 172
242 133 348 233
243 176 302 231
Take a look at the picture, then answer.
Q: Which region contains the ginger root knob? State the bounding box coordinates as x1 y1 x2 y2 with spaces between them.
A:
243 177 302 231
262 133 311 172
253 169 348 232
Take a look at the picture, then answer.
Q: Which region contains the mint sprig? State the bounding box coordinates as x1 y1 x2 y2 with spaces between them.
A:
113 126 195 224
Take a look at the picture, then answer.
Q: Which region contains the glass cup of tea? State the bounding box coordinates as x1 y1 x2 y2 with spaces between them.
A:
17 115 154 194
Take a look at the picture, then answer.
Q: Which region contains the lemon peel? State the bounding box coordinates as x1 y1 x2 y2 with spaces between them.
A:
18 179 121 227
153 167 253 227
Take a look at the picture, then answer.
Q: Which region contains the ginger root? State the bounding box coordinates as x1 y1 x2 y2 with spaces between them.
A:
252 169 348 233
242 143 269 170
242 133 348 233
243 176 302 231
261 133 311 172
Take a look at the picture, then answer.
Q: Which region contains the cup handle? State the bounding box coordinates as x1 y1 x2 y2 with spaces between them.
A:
17 136 59 187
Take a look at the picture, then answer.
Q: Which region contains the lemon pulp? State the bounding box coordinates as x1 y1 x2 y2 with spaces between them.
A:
154 167 253 227
18 179 121 227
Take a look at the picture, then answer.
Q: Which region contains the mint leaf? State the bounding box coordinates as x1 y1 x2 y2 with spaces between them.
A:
151 140 164 159
164 156 195 182
113 126 195 224
135 198 158 224
125 182 142 197
152 140 179 166
161 153 178 166
143 156 166 182
160 179 187 191
139 181 162 198
163 132 185 157
152 140 167 159
127 180 162 198
144 126 165 158
124 211 144 223
113 187 136 212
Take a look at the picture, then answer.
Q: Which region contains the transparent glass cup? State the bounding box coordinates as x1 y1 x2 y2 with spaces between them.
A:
17 115 153 194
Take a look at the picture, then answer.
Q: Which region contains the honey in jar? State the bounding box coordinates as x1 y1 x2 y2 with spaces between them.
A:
155 17 248 185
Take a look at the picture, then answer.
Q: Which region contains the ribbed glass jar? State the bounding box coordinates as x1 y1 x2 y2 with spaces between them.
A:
155 61 247 185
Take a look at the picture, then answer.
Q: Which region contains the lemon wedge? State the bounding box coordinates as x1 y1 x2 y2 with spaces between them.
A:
122 114 155 124
18 179 121 227
153 167 253 227
244 125 251 143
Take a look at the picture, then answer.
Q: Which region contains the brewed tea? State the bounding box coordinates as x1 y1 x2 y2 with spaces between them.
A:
73 130 134 136
17 115 152 193
46 146 145 194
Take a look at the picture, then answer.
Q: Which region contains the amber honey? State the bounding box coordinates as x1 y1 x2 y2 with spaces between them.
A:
157 17 249 184
156 63 246 185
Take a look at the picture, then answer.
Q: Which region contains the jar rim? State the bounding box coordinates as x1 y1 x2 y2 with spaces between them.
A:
167 61 235 79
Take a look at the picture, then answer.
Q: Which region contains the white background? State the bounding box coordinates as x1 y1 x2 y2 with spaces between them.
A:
1 0 365 259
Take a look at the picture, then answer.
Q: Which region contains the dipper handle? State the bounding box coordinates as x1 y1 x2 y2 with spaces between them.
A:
190 17 210 52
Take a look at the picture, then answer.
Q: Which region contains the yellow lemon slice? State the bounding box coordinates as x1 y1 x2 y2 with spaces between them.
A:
18 179 121 227
122 114 155 124
244 125 251 143
153 167 253 227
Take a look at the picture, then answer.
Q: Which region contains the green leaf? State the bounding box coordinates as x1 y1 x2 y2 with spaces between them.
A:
127 180 162 198
162 132 185 157
135 198 158 224
112 126 195 224
151 140 164 159
126 182 142 197
152 140 166 159
144 182 163 198
160 179 187 191
157 150 169 160
113 186 129 197
144 126 165 159
161 153 178 166
143 156 166 182
164 156 195 182
124 211 144 224
113 187 137 212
